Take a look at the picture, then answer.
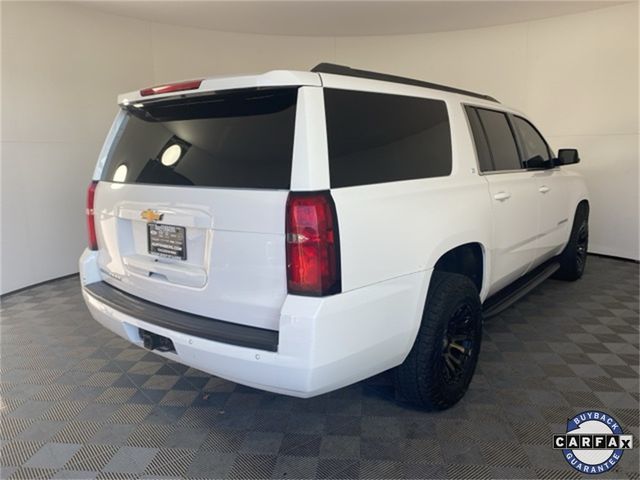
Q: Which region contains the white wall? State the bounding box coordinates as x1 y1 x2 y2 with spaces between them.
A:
1 2 154 294
332 4 638 261
1 2 637 294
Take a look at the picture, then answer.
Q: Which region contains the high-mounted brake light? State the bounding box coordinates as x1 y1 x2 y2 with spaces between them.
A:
86 181 98 250
286 191 341 296
139 79 203 97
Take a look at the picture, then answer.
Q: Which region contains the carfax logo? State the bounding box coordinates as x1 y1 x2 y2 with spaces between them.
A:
553 410 634 474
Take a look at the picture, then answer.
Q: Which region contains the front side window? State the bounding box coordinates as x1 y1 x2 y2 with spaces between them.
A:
513 116 551 162
324 89 452 188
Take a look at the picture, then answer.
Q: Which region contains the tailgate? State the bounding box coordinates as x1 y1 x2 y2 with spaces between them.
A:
93 87 299 331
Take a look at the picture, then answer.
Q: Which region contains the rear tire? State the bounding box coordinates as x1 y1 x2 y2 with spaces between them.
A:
394 271 482 410
553 204 589 281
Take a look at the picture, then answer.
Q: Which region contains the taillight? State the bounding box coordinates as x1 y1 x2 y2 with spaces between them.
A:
286 191 341 296
140 79 203 97
86 181 98 250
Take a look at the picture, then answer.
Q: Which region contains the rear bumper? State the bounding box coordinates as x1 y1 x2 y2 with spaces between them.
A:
84 281 278 352
80 249 430 397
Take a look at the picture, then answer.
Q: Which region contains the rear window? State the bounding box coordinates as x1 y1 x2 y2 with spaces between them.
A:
102 88 298 189
324 89 452 188
474 108 522 172
465 107 494 173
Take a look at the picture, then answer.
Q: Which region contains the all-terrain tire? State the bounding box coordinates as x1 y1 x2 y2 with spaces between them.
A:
553 203 589 281
394 271 482 410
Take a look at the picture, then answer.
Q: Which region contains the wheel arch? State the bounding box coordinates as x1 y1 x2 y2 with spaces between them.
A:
575 198 590 218
396 240 489 369
432 242 486 296
561 198 590 252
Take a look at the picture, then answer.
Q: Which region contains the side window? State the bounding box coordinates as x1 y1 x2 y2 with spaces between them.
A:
513 116 551 162
324 89 452 188
475 108 522 171
465 106 494 172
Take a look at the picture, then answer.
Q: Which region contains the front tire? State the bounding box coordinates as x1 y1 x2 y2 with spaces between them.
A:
394 271 482 410
553 204 589 281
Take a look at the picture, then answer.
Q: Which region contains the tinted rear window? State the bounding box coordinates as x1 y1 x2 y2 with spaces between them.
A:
324 89 452 188
465 106 494 172
475 108 521 171
102 88 298 189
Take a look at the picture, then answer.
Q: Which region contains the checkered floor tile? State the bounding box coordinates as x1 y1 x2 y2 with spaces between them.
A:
1 256 638 479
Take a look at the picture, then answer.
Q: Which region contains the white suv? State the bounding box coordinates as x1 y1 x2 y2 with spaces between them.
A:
80 64 589 410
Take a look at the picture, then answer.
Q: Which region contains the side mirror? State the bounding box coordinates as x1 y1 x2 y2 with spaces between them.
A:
524 155 554 169
554 148 580 166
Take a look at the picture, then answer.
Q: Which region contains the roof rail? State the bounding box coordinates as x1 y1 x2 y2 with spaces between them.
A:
311 63 499 103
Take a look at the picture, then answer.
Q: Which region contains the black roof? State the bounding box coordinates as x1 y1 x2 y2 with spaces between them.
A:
311 63 499 103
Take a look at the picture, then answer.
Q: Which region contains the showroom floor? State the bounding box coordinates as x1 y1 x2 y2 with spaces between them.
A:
0 256 637 479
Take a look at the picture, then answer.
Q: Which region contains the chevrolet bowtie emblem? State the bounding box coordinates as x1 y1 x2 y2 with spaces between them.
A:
141 209 164 223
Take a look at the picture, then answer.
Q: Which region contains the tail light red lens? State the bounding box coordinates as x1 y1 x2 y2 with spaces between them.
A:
286 191 341 296
140 79 203 97
86 181 98 250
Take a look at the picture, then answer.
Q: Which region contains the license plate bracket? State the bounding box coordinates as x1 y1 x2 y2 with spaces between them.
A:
147 223 187 260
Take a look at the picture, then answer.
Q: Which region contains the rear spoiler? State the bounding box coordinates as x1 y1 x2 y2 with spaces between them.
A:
118 70 321 105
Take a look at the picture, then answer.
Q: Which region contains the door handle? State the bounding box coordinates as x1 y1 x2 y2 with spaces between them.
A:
493 191 511 201
539 185 550 194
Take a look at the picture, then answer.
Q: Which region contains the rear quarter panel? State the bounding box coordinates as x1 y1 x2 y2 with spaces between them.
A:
332 175 492 296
